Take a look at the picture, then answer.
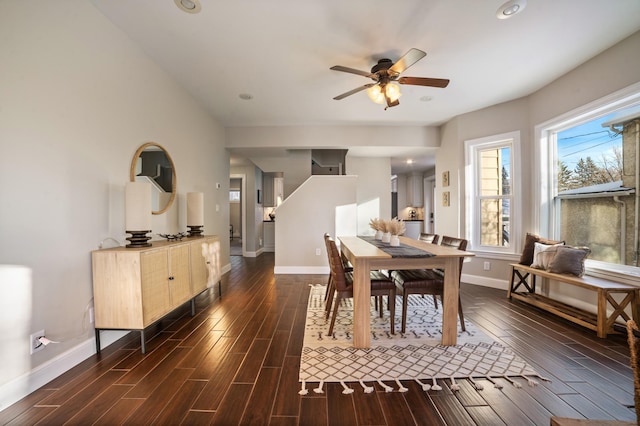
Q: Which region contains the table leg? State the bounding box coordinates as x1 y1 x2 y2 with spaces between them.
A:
441 257 459 345
352 258 371 348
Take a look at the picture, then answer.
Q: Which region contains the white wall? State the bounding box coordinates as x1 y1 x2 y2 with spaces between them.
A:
346 156 392 235
0 0 229 409
274 176 357 273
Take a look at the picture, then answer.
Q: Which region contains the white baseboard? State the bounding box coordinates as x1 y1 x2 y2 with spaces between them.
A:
462 273 509 291
274 266 330 275
0 330 126 412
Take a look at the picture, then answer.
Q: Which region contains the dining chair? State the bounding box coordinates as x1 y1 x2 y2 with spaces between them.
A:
390 236 468 334
322 233 354 304
419 233 440 244
325 236 396 336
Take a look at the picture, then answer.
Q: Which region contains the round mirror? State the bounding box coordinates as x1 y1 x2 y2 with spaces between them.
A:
130 142 177 215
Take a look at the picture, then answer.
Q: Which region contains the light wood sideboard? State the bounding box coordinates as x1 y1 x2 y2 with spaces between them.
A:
91 235 220 353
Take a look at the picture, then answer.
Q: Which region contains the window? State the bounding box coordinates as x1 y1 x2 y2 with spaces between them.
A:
536 84 640 276
229 190 240 202
465 131 520 255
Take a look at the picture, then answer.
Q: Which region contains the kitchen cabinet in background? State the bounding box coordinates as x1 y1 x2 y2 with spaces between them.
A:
406 172 424 207
403 221 423 239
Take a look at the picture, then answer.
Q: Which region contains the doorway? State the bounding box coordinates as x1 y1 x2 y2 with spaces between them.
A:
229 176 245 256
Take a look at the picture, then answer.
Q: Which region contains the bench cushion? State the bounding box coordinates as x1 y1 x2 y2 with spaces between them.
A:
548 246 591 277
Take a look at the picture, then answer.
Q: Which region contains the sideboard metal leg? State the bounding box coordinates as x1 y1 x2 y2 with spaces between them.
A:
95 329 101 354
140 330 146 354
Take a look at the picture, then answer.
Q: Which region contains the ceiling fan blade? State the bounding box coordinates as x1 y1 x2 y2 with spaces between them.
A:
398 76 450 88
333 84 374 100
388 48 426 76
330 65 374 78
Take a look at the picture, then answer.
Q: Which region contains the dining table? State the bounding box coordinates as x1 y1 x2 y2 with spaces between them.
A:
338 235 475 348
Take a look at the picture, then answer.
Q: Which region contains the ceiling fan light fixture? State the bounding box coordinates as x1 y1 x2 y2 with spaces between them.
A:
367 85 385 104
385 83 401 102
175 0 202 14
367 83 401 105
496 0 526 19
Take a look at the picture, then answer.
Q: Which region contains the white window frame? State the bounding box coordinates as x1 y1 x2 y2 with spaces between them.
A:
464 131 521 256
534 82 640 281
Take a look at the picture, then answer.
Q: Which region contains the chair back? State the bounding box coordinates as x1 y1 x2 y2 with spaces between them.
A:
441 236 468 279
419 233 439 244
326 237 350 291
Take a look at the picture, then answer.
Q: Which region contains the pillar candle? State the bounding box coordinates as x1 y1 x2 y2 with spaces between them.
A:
187 192 204 226
125 182 152 231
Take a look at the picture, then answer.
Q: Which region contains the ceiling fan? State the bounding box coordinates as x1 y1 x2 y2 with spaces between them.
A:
330 48 449 109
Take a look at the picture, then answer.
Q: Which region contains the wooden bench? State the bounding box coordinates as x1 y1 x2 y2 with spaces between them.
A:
508 263 639 338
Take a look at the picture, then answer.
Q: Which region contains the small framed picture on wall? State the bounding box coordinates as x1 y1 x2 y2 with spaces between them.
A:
443 191 450 207
442 171 450 187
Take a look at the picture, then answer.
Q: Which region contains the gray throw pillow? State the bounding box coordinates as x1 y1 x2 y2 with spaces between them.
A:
547 246 591 277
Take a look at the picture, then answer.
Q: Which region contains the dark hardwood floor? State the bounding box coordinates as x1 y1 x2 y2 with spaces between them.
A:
1 253 637 425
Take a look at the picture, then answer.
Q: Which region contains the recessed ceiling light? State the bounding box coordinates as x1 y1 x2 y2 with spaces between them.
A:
239 93 253 100
496 0 527 19
406 159 413 164
174 0 201 14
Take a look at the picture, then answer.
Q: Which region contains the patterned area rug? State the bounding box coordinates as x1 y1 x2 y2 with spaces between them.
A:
299 284 546 395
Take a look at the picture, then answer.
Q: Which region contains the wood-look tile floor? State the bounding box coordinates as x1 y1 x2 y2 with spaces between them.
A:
1 253 637 425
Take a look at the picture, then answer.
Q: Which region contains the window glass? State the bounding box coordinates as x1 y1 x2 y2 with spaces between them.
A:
551 106 638 266
479 147 511 247
229 190 240 202
465 132 519 254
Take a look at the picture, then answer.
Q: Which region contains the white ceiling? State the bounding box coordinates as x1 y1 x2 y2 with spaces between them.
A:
90 0 640 174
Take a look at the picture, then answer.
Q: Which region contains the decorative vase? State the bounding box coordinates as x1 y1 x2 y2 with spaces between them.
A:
375 230 383 240
390 235 400 246
382 232 391 243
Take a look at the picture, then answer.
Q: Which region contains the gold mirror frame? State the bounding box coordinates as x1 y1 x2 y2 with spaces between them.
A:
130 142 177 215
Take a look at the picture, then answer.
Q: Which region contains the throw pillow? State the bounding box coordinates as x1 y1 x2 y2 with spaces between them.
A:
547 246 591 277
519 233 564 265
531 242 564 270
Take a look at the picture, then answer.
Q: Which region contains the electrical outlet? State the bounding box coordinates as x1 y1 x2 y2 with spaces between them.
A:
30 330 45 355
483 261 491 271
315 248 321 256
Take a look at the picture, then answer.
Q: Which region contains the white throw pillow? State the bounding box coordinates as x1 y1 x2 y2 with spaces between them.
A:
531 242 564 270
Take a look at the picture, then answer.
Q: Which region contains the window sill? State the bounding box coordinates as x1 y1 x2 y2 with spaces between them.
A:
585 259 640 286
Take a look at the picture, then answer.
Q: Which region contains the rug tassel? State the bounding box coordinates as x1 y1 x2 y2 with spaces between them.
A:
503 375 522 388
298 380 308 395
340 381 354 395
415 379 431 392
395 379 408 393
485 376 503 389
359 380 374 393
469 377 484 390
378 380 394 393
430 378 442 391
449 377 460 391
313 380 325 394
522 375 539 387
